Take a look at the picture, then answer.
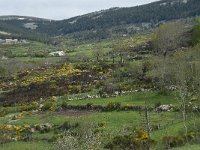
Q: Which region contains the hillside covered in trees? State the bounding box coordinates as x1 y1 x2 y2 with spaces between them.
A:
0 0 200 42
38 0 200 35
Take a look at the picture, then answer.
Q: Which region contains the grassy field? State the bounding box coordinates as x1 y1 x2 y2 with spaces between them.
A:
0 110 187 150
0 141 52 150
0 41 57 57
173 145 200 150
0 91 190 150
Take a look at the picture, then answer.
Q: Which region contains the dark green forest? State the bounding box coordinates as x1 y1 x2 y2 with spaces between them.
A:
1 0 200 42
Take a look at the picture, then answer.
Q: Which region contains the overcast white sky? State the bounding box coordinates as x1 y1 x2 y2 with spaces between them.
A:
0 0 158 20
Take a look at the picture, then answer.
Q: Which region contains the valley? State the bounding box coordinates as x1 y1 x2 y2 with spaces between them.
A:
0 0 200 149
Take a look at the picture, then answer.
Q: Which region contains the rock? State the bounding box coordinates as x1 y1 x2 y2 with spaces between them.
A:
35 123 52 133
95 95 100 98
87 95 92 98
30 128 36 133
12 115 17 120
32 110 39 113
114 91 119 95
39 104 44 108
155 104 173 112
193 106 200 111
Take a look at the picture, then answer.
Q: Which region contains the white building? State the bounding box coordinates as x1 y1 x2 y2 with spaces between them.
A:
49 51 65 57
5 39 18 44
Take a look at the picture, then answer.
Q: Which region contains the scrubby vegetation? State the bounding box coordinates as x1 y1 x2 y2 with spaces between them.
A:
1 1 200 149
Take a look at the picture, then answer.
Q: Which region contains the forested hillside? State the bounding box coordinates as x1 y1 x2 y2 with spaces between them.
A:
38 0 200 35
0 0 200 42
0 16 52 43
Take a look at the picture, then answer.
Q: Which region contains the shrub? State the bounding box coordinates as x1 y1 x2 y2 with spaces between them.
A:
154 101 161 108
20 104 39 112
98 122 106 128
162 136 185 149
106 102 121 111
86 103 93 108
54 123 102 150
157 88 170 96
54 134 79 150
41 102 56 111
61 101 68 108
0 124 32 143
0 107 8 117
161 130 200 149
193 17 200 45
60 121 72 131
35 123 52 133
105 129 156 150
100 83 119 95
59 121 79 131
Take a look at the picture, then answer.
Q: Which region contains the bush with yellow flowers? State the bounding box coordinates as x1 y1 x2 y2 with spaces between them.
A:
50 96 57 102
41 102 57 111
1 63 114 105
56 64 81 76
66 85 82 93
105 129 156 150
0 124 31 144
11 113 24 120
20 102 40 112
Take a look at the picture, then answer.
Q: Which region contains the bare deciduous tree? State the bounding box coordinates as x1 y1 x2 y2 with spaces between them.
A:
76 52 89 62
93 44 104 62
172 49 200 138
152 22 185 57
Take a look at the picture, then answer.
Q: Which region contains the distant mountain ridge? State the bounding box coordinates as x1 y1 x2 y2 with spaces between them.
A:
0 15 52 21
44 0 198 34
0 0 199 41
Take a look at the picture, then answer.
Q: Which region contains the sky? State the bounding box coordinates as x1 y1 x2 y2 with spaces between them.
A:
0 0 158 20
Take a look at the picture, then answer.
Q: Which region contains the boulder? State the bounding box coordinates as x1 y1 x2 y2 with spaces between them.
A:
155 104 173 112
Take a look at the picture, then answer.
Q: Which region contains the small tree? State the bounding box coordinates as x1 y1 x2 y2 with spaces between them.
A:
112 39 129 64
172 48 200 139
93 44 104 62
152 22 185 91
108 49 116 64
0 66 6 77
192 17 200 45
152 22 185 57
76 52 89 62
